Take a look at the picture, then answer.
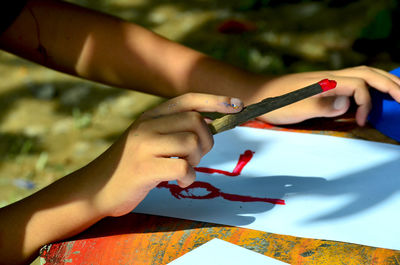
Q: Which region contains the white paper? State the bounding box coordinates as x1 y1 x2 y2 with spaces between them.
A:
167 238 288 265
134 127 400 250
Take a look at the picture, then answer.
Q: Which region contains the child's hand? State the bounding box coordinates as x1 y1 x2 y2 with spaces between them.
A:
254 66 400 126
84 93 243 217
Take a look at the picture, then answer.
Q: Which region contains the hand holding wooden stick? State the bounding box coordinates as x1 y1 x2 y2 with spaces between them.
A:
209 79 337 134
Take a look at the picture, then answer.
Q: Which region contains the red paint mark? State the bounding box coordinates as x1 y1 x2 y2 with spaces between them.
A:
195 150 254 176
157 150 285 205
318 79 337 92
217 19 257 34
157 181 285 205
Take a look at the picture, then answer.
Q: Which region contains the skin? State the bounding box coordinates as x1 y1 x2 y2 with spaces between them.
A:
0 93 243 264
1 0 399 126
0 0 400 264
254 69 400 126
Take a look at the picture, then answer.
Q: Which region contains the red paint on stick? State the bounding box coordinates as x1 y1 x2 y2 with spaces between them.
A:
318 79 337 92
195 150 254 176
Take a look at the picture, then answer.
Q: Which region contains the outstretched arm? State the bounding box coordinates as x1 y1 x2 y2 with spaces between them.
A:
1 0 400 126
0 0 258 100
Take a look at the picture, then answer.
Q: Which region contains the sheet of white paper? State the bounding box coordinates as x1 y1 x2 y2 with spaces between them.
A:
134 127 400 250
167 238 288 265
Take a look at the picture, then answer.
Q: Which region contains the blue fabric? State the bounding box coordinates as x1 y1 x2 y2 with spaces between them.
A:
367 68 400 142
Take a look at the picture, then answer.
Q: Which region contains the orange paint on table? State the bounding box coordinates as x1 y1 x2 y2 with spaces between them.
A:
41 213 400 264
40 120 400 264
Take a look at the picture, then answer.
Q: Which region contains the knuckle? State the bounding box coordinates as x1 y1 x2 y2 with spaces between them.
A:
187 111 203 122
175 159 191 177
185 133 200 147
204 136 214 154
178 175 196 188
382 79 394 89
191 156 201 167
134 120 152 132
182 112 204 128
182 92 196 102
357 65 368 71
187 92 198 98
357 65 374 75
354 78 367 88
135 159 153 177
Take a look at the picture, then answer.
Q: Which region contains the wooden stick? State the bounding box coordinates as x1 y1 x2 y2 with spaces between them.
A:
208 79 336 134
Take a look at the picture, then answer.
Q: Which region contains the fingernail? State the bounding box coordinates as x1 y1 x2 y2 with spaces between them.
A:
230 98 243 110
333 96 348 110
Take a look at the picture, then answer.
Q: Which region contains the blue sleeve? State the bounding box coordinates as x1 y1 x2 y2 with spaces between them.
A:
368 68 400 142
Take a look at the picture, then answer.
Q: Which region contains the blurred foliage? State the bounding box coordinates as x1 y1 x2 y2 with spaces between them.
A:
64 0 400 74
360 9 392 40
1 0 399 212
0 133 41 160
72 108 93 129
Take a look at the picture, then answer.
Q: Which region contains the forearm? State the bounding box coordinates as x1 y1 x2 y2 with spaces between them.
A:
0 169 105 265
0 92 247 265
0 0 266 101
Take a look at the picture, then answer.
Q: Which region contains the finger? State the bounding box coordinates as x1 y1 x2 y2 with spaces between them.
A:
355 103 371 127
371 67 400 86
258 95 349 125
143 93 243 119
322 76 371 104
145 111 214 155
329 76 372 126
336 66 400 102
369 68 400 101
147 132 203 166
353 88 372 127
156 158 196 188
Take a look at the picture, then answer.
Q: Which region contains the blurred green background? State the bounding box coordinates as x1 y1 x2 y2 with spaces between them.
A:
2 0 400 211
0 1 399 262
2 0 400 216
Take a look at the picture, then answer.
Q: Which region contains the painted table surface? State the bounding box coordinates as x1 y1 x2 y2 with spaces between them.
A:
40 118 400 265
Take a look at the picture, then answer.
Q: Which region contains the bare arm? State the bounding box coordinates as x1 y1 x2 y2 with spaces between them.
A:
0 0 260 100
0 93 243 265
2 0 400 126
0 168 106 265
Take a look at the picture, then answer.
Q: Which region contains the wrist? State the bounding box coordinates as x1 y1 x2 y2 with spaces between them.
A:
183 55 269 103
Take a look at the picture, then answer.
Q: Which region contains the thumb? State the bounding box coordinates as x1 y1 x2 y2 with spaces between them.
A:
258 95 350 125
327 96 351 116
